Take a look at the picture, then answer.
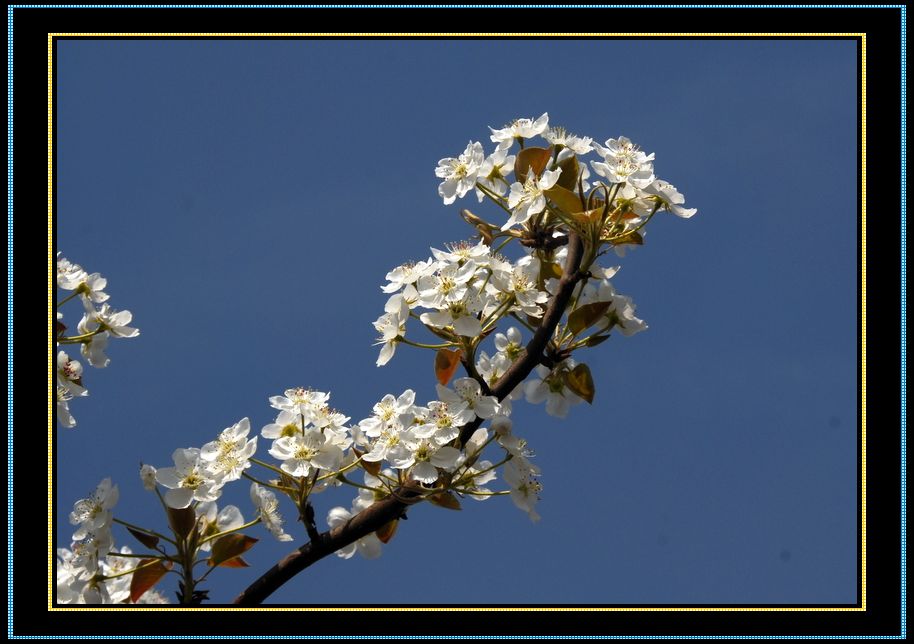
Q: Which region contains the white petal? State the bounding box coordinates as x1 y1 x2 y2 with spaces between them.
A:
164 488 195 509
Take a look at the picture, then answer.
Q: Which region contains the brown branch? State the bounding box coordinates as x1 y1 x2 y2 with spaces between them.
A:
233 233 585 606
232 487 422 605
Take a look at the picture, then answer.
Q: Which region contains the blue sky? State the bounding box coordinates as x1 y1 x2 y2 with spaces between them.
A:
54 38 858 605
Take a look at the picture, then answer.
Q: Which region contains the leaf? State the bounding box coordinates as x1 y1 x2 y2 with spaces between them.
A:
129 559 172 603
514 146 552 184
555 154 581 191
375 519 399 544
583 334 611 348
565 363 595 404
571 207 605 227
434 348 463 386
608 230 644 246
126 527 159 550
208 534 258 567
166 506 197 540
352 447 381 477
427 491 462 511
216 556 250 568
545 185 584 215
567 301 611 336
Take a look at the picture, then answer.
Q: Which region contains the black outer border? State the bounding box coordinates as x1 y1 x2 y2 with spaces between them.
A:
11 4 903 638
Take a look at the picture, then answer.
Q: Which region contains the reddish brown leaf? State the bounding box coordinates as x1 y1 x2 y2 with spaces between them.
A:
215 556 250 568
515 146 552 183
166 506 197 539
375 519 399 544
434 348 463 386
427 491 463 511
209 534 258 567
129 559 172 603
126 527 159 550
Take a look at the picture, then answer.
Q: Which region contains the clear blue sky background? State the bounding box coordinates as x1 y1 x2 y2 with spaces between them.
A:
54 39 858 605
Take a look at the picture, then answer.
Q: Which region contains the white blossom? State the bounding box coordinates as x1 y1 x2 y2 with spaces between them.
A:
435 141 485 205
250 483 294 542
489 112 549 144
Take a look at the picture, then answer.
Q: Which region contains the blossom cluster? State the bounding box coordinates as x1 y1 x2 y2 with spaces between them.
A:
58 478 169 604
56 114 696 604
56 253 139 428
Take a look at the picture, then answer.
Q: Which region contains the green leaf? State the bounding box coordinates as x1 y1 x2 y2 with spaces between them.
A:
427 491 462 511
567 301 611 336
209 534 258 567
565 363 595 404
514 146 552 184
166 506 197 540
126 527 159 550
129 559 172 603
544 185 584 215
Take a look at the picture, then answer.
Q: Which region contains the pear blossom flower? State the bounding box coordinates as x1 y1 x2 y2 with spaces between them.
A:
544 126 593 156
436 377 499 420
386 429 462 484
373 295 408 366
504 168 562 230
358 389 416 439
261 409 305 440
268 430 344 478
250 483 294 542
57 351 87 403
200 417 258 482
415 400 475 444
80 332 110 368
494 327 524 361
475 145 516 201
155 448 224 509
69 478 118 540
195 501 245 551
503 459 542 522
417 260 478 307
56 386 77 428
139 464 157 491
642 179 697 218
489 112 549 144
419 292 484 337
435 141 485 205
524 361 585 418
591 136 655 189
78 303 139 339
57 253 87 290
381 258 437 294
76 273 110 311
269 387 330 418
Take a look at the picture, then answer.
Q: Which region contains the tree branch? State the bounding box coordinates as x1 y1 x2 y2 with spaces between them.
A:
233 233 585 606
232 487 422 605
